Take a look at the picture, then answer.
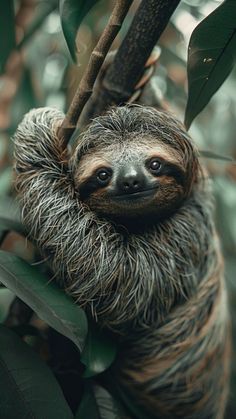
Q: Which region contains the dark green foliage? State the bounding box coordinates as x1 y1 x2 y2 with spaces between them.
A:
0 217 26 237
60 0 101 61
0 250 88 352
0 324 73 419
9 67 39 134
0 0 235 417
81 323 117 378
185 0 236 128
76 382 127 418
0 0 15 73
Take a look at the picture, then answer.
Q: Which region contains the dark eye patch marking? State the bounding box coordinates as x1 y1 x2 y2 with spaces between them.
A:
161 163 185 186
146 157 185 186
77 167 112 200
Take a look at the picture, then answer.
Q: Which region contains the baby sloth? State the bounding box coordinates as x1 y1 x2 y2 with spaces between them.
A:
14 106 230 419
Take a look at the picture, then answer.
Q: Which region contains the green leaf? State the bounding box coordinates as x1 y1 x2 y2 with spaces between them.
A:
0 0 15 73
59 0 100 61
185 0 236 129
76 382 127 419
0 250 88 352
0 325 73 419
0 167 13 197
0 216 26 236
81 322 117 377
76 382 100 419
199 150 235 162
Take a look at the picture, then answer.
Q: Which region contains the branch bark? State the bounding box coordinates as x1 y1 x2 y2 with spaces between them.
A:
58 0 133 148
83 0 181 122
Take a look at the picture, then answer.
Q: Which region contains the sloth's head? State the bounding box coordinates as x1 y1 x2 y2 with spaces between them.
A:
70 106 200 224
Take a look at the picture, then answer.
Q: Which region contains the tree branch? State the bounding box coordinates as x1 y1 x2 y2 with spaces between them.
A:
83 0 181 121
58 0 133 148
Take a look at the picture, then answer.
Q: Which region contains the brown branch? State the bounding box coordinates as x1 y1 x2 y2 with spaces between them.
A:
82 0 181 123
58 0 133 148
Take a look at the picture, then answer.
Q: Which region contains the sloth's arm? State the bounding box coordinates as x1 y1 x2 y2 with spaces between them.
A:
13 108 121 310
14 107 65 175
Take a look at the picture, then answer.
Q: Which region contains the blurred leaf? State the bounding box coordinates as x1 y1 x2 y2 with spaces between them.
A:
0 230 7 246
76 382 101 419
185 0 236 129
76 382 127 419
17 1 58 50
59 0 100 61
0 217 26 236
0 288 15 322
0 167 13 197
0 250 88 352
0 196 21 221
199 150 235 162
0 325 73 419
0 0 15 73
11 324 40 338
81 323 117 378
9 67 39 134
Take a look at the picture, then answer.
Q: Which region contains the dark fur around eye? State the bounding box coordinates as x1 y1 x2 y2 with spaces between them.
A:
146 158 185 185
78 168 112 200
78 176 100 200
161 163 185 185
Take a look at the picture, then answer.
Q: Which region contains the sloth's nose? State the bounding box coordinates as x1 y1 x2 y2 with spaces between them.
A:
117 167 145 194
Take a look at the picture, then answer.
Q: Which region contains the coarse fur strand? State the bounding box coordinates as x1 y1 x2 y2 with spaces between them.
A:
14 106 230 419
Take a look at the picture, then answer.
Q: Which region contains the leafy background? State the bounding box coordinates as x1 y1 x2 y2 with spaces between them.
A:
0 0 235 417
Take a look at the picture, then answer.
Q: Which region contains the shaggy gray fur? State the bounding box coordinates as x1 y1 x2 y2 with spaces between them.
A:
14 106 230 419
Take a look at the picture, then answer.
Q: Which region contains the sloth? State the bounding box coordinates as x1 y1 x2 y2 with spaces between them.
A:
14 105 230 419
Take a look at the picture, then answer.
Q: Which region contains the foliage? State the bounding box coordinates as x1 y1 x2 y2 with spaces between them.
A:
185 0 236 128
60 0 100 62
0 0 235 417
0 0 15 73
0 324 73 419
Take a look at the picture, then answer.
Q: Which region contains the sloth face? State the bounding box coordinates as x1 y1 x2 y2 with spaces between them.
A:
71 106 199 224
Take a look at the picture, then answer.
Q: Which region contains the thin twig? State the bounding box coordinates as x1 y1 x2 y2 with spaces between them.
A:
58 0 133 148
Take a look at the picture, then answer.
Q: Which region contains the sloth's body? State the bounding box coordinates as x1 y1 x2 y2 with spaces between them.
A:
14 106 230 419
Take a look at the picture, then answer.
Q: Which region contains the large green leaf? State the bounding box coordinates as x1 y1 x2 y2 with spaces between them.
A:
0 325 73 419
0 250 88 352
81 323 117 377
76 382 127 419
0 0 15 73
185 0 236 129
59 0 100 61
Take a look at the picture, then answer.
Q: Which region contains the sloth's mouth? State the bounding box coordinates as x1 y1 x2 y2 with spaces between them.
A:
113 187 158 201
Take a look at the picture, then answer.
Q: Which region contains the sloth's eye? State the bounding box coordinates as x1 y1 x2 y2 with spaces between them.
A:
149 159 162 173
96 169 111 185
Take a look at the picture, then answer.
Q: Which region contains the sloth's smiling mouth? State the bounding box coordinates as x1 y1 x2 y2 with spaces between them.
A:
113 187 158 201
